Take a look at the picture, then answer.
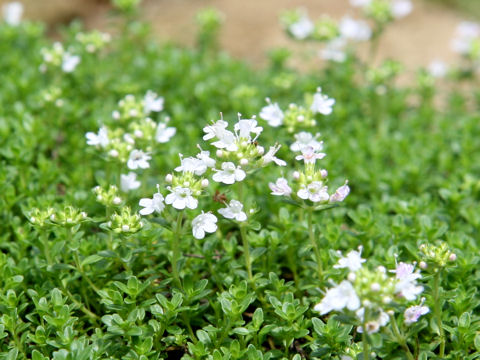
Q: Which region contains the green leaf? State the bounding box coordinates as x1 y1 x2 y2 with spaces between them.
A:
81 254 103 267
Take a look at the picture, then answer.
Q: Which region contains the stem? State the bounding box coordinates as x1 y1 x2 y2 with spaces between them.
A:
362 325 369 360
73 251 100 293
41 232 53 265
181 312 197 343
307 208 323 281
240 224 253 283
433 270 445 357
12 327 26 359
237 180 254 283
287 244 301 293
389 314 415 360
171 212 183 289
63 285 99 321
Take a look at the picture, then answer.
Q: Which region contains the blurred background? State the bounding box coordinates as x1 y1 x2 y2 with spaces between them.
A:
1 0 478 69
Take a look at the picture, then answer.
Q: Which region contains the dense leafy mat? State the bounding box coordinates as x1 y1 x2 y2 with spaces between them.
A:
1 1 480 359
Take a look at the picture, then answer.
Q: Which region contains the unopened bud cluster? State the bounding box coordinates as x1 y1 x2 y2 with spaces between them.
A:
418 242 457 270
93 185 123 207
75 30 111 53
29 206 88 227
107 207 143 234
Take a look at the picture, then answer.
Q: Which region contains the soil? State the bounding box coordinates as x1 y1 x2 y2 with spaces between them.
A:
1 0 472 70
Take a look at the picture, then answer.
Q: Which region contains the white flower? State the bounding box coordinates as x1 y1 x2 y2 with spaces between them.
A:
155 122 176 143
339 16 371 41
404 302 429 325
3 1 23 26
349 0 371 7
393 262 423 301
291 132 323 152
289 14 314 40
203 120 237 150
357 309 390 333
127 149 151 170
428 60 448 78
391 0 413 19
262 144 286 166
234 117 263 140
314 281 360 315
297 181 330 203
212 162 246 184
457 21 480 39
139 192 165 215
295 146 326 164
269 178 292 196
144 91 164 113
330 181 350 203
86 126 109 147
175 155 207 176
290 131 323 152
165 186 198 210
334 247 366 272
259 99 284 127
120 172 141 192
319 38 347 63
62 53 80 73
192 211 218 239
196 149 216 168
311 89 335 115
218 199 247 222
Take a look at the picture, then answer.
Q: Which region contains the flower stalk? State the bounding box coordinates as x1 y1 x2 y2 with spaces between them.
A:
307 207 323 281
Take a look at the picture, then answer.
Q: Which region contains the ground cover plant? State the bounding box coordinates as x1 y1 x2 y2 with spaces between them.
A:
1 0 480 359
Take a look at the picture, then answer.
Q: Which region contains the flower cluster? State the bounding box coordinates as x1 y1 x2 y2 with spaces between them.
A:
259 88 334 132
137 112 287 239
451 21 480 62
40 42 81 73
351 0 413 23
269 130 349 206
314 250 428 332
86 91 176 190
281 2 412 64
75 30 111 53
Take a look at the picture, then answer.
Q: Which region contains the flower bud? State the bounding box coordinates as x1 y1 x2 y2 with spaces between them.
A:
216 150 223 158
257 146 265 155
109 149 119 158
201 179 209 188
370 283 381 292
347 272 356 282
419 261 427 269
113 197 122 205
122 224 130 232
449 253 457 261
293 171 300 180
165 174 173 183
240 158 248 166
320 169 328 178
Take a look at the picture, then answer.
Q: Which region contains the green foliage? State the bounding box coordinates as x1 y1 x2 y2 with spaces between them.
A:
1 3 480 360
